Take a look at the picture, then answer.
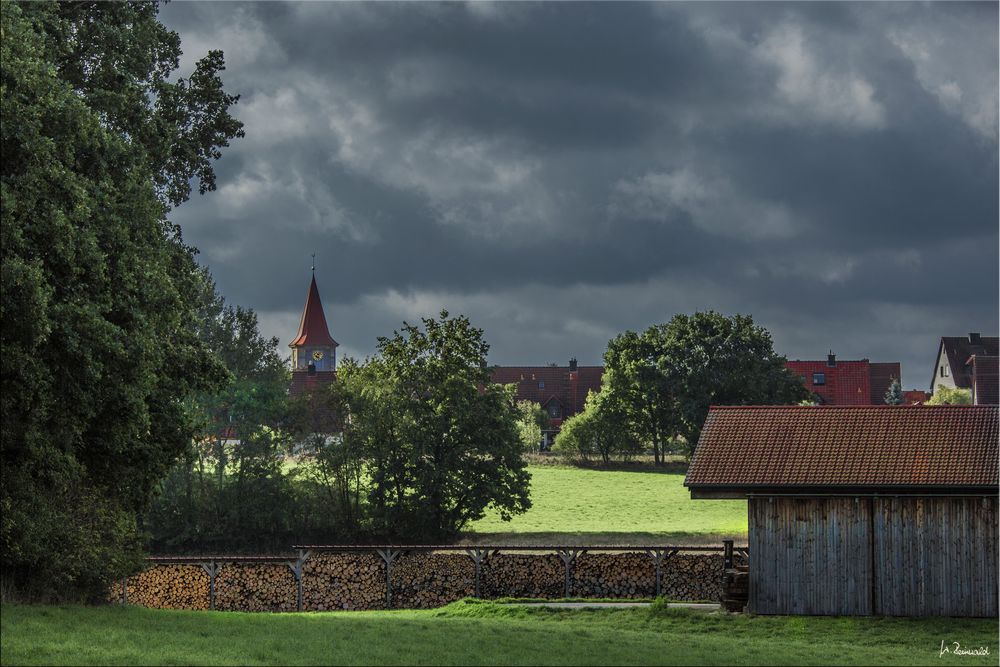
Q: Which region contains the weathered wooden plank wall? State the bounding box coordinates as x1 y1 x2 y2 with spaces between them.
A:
874 496 998 617
749 495 998 617
749 497 872 615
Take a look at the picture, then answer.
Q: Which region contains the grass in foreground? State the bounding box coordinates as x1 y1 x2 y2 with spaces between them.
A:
2 601 996 666
466 465 748 544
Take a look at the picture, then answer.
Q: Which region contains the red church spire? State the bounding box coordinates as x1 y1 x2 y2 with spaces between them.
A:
289 274 338 348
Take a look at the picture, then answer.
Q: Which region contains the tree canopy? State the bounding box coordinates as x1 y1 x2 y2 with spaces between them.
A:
1 1 243 597
925 384 973 405
603 312 810 460
336 312 531 540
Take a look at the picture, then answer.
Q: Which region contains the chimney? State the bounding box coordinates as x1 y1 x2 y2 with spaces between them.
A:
827 351 836 367
969 332 982 345
569 357 578 372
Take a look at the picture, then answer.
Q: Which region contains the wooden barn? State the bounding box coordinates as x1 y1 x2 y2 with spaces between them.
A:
685 405 998 617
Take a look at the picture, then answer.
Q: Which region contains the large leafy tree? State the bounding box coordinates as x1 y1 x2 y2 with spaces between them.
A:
1 2 243 597
339 312 532 540
604 312 810 460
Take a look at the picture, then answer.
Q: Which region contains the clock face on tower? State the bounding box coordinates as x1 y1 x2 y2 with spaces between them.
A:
312 350 324 361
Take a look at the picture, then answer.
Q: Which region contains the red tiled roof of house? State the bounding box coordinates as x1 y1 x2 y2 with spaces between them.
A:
685 405 998 490
969 355 999 405
289 275 338 348
785 360 871 405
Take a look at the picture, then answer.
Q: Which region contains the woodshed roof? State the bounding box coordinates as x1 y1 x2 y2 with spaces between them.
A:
685 405 998 493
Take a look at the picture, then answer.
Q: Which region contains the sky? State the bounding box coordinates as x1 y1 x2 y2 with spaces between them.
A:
159 1 998 390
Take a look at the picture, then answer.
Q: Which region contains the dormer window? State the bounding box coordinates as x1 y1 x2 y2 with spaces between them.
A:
547 402 561 418
812 373 826 386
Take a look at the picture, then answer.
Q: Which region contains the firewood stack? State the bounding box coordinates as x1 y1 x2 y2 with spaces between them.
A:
214 563 296 612
480 554 564 598
108 565 209 610
106 551 728 610
570 553 656 598
302 553 385 610
390 553 475 608
661 554 724 601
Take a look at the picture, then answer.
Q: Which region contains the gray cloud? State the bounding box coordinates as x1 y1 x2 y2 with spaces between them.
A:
161 1 998 389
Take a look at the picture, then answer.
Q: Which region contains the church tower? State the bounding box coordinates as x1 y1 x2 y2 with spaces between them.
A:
289 271 338 375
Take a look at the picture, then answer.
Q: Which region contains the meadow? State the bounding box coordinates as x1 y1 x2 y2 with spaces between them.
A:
2 601 996 666
465 465 748 545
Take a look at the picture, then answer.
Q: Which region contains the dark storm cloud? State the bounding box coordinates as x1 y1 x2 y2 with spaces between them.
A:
160 1 998 388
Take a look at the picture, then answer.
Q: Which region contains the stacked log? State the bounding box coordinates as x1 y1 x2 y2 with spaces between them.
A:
662 554 723 601
108 565 209 610
302 553 385 610
391 553 475 608
215 563 296 612
480 554 564 598
570 553 655 598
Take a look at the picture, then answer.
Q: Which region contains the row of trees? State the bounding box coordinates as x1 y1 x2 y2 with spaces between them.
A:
554 312 811 463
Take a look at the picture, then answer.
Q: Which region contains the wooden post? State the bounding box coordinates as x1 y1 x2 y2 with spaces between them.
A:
200 561 221 610
376 549 402 608
723 540 734 570
286 550 310 612
557 549 585 598
465 549 494 598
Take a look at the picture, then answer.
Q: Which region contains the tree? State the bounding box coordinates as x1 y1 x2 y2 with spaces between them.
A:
1 2 243 597
339 311 531 540
925 384 973 405
603 312 811 461
553 389 636 464
884 378 904 405
515 400 548 452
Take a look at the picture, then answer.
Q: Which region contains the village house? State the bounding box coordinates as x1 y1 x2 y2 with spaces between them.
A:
490 360 603 448
785 353 901 405
929 333 999 396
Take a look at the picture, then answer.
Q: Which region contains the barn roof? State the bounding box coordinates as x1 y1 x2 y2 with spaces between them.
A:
685 405 998 494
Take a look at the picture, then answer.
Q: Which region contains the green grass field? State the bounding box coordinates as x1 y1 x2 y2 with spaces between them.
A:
465 466 747 545
2 602 996 666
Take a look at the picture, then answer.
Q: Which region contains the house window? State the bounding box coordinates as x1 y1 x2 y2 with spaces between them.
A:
538 380 545 389
547 403 561 418
941 365 949 378
812 373 826 386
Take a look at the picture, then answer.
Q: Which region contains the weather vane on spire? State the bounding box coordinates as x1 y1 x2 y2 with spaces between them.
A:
311 253 316 273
